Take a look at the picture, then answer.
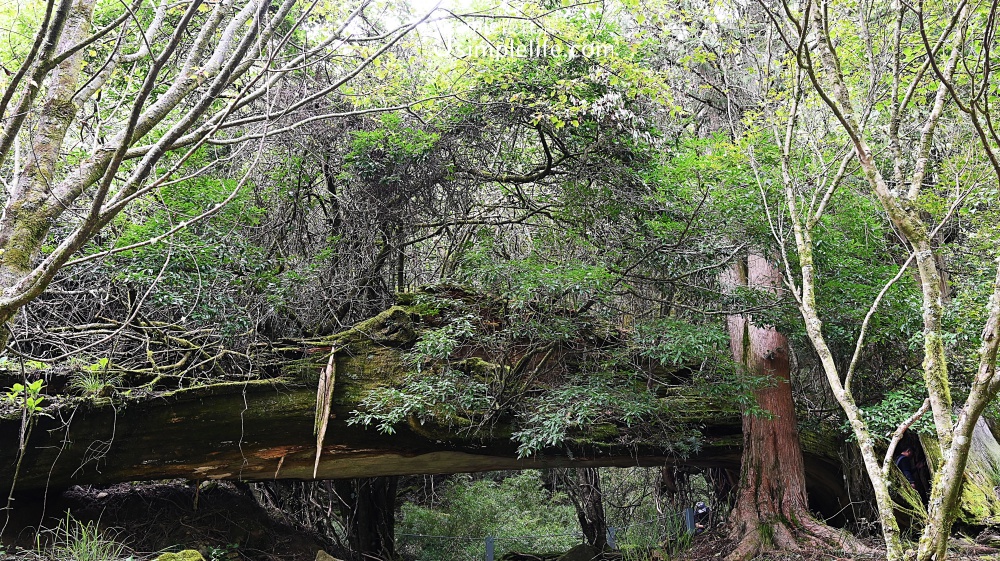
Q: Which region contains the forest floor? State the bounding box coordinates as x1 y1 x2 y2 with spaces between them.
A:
4 482 1000 561
1 481 330 561
677 529 1000 561
676 532 882 561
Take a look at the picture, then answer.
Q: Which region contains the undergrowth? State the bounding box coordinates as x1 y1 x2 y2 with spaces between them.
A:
41 512 132 561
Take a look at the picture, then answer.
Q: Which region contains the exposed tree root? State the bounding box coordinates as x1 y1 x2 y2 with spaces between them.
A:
726 514 875 561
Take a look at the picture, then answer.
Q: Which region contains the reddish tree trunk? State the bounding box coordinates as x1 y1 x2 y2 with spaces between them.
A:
723 254 850 561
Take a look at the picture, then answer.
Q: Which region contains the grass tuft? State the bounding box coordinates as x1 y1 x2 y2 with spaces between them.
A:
42 511 131 561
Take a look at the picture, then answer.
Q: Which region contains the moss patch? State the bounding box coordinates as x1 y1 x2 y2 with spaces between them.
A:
156 551 205 561
281 306 421 382
920 428 1000 525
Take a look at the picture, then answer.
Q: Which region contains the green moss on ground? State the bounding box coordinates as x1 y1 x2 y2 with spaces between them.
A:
156 550 205 561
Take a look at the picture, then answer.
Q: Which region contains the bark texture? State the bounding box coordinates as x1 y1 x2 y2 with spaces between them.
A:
567 468 608 550
0 0 95 346
724 255 858 561
335 476 399 561
919 416 1000 526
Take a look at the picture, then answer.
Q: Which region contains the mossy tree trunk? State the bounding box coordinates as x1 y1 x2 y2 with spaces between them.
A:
919 416 1000 526
0 0 95 349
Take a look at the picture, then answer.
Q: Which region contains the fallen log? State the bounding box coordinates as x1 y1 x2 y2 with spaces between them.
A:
1 304 848 520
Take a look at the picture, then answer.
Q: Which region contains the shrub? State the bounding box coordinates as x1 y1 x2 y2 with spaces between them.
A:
398 472 580 561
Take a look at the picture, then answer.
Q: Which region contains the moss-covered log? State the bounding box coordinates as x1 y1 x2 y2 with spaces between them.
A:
1 304 848 521
919 417 1000 527
0 375 745 488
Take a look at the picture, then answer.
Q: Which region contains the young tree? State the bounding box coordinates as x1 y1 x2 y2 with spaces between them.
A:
754 0 1000 556
334 476 399 561
562 468 608 551
0 0 433 349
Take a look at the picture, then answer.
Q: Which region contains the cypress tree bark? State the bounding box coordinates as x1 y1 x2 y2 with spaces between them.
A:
723 254 857 561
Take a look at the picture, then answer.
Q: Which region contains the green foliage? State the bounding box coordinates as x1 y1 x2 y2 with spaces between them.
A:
600 468 697 561
102 153 268 334
68 364 122 398
0 357 50 372
633 318 773 416
348 367 492 435
5 379 44 414
855 384 935 442
411 317 476 362
512 373 663 457
397 471 579 561
348 305 491 434
633 318 728 367
695 364 775 419
440 0 672 135
42 512 131 561
942 249 1000 386
0 1 46 80
733 135 923 398
402 292 451 317
351 278 699 456
810 193 920 347
458 235 616 310
343 113 440 184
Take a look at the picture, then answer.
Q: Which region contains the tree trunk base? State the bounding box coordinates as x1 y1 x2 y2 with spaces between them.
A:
726 514 873 561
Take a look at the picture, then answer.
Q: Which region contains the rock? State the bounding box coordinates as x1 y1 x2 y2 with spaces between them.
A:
556 544 603 561
978 532 1000 548
315 551 344 561
156 551 206 561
